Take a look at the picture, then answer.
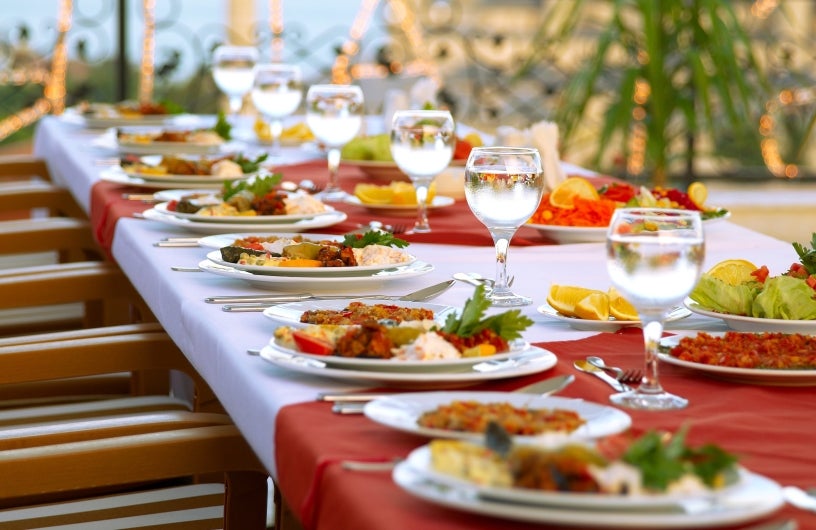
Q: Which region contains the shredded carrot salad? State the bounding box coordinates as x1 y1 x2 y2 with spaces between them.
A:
529 195 620 227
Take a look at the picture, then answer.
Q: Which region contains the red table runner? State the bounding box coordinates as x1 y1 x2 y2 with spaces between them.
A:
89 160 620 253
275 330 816 530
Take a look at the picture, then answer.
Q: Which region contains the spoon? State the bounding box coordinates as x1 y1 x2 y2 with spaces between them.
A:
573 359 630 392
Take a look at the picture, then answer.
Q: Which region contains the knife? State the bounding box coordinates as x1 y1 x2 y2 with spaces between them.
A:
319 374 575 403
209 279 456 307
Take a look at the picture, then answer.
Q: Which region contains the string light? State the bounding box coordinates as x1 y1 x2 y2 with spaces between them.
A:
758 87 816 179
139 0 156 103
270 0 284 62
0 0 71 141
627 79 649 176
332 0 380 84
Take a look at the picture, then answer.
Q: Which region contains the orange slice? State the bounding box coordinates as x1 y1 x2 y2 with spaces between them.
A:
687 182 708 209
354 184 395 204
547 284 605 317
574 293 610 321
608 287 639 321
549 177 600 209
706 259 758 286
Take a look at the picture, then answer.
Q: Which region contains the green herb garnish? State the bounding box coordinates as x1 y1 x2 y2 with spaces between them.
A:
232 153 269 174
222 173 282 201
623 426 739 491
213 112 232 140
792 232 816 275
441 285 533 341
158 100 184 114
341 230 409 249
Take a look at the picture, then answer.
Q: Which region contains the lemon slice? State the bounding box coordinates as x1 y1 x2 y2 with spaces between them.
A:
687 182 708 209
354 184 394 204
608 287 639 321
574 293 610 321
389 181 437 205
549 177 600 209
547 285 604 317
706 259 758 286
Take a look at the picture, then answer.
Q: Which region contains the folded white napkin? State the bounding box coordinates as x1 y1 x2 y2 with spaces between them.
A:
496 121 567 191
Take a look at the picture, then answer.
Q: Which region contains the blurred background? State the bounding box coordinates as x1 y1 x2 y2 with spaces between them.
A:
3 0 816 192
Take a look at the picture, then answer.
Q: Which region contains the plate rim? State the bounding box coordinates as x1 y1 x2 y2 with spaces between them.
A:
205 248 416 276
153 200 336 224
537 301 690 330
141 207 348 233
684 298 816 331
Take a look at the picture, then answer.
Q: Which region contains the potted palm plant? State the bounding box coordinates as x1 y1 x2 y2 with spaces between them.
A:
532 0 771 186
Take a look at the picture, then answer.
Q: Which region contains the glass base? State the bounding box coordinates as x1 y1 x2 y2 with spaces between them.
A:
487 291 532 307
610 389 688 410
315 187 349 202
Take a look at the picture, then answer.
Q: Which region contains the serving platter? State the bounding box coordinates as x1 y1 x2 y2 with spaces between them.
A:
684 298 816 333
197 259 433 289
364 393 631 441
537 302 691 331
264 339 533 373
93 128 241 155
206 249 416 277
659 331 816 386
196 232 343 250
261 298 456 328
257 344 557 388
393 453 783 528
141 207 347 234
100 169 229 190
344 195 455 216
61 105 187 128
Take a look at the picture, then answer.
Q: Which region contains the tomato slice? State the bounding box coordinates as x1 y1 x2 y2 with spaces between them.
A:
751 265 769 283
291 331 334 356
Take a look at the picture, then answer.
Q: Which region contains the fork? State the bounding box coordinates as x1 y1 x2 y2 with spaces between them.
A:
390 224 407 235
586 356 643 386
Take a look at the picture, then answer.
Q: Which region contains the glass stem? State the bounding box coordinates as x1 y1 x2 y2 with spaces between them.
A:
491 228 515 295
412 177 433 233
228 96 242 117
270 118 283 155
639 318 665 394
325 148 341 193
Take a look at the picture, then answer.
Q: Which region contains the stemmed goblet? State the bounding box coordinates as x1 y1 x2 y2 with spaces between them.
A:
606 208 704 410
251 63 303 156
390 110 455 233
306 84 364 201
464 147 545 306
211 45 258 120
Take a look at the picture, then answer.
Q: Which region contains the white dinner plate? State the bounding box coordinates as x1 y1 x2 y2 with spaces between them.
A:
61 106 186 128
153 201 335 224
393 454 783 528
265 339 532 373
93 128 241 155
659 331 816 386
364 393 631 441
684 298 816 332
206 249 416 276
141 207 347 234
197 232 343 249
537 302 691 331
100 169 231 190
108 166 253 186
197 259 433 290
526 212 731 244
344 195 455 216
257 344 557 388
262 298 456 328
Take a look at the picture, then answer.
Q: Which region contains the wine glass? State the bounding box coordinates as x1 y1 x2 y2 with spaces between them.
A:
390 110 455 233
251 63 303 156
211 45 258 120
305 84 364 201
606 208 705 410
464 147 545 306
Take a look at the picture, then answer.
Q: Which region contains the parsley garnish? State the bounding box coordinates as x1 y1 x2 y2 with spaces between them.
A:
213 112 232 140
441 285 533 341
341 230 409 249
792 232 816 275
158 100 184 114
222 173 282 201
232 153 269 174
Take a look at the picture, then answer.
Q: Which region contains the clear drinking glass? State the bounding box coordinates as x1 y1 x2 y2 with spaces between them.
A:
251 63 303 156
305 84 364 201
606 208 705 410
211 45 259 119
464 147 545 306
390 110 455 233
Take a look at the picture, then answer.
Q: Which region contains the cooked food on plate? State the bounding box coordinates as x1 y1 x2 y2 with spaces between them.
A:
274 286 533 360
666 331 816 370
300 301 434 325
79 99 184 117
528 177 728 228
417 401 585 436
219 230 411 268
430 425 739 495
122 153 267 177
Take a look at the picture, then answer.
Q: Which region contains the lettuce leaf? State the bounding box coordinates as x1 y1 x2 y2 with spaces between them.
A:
689 274 759 316
751 276 816 320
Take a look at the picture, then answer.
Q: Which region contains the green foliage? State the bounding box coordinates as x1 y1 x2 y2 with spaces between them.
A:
341 231 409 249
792 233 816 275
221 173 282 201
441 286 533 340
547 0 771 184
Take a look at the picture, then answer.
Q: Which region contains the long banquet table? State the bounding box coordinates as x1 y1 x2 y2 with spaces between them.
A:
32 115 816 529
